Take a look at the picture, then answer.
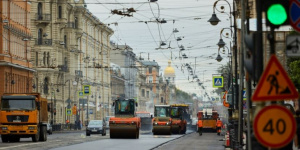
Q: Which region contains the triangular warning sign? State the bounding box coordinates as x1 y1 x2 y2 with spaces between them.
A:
252 55 299 101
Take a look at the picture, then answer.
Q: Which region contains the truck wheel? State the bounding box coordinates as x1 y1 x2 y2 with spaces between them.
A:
39 126 47 141
1 135 9 143
32 128 40 142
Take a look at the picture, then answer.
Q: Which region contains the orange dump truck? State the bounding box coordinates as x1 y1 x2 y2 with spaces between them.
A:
152 105 172 135
0 93 48 142
109 99 141 139
197 108 219 132
170 104 188 134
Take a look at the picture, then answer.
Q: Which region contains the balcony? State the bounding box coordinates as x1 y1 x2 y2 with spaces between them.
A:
35 14 51 25
35 39 52 46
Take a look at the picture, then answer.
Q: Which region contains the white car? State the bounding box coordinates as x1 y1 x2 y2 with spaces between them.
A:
105 116 114 129
46 123 52 135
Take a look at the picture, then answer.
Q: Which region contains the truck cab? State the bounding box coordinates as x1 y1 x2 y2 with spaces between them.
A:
0 93 48 142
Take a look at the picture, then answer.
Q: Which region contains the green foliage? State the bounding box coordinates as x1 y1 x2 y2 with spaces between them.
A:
287 58 300 90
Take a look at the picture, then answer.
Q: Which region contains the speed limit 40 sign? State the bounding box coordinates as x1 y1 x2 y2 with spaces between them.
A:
253 105 296 148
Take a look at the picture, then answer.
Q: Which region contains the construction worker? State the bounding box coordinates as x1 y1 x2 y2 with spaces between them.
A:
198 119 203 136
216 118 223 135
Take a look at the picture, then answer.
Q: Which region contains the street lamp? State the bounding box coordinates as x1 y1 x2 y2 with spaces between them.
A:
209 0 239 148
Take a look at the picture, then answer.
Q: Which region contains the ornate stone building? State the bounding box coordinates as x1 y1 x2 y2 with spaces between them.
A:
0 0 34 96
30 0 113 125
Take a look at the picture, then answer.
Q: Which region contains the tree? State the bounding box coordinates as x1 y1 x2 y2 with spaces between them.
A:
287 58 300 90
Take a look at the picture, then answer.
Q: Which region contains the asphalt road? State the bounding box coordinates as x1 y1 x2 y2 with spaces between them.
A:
154 132 224 150
0 130 226 150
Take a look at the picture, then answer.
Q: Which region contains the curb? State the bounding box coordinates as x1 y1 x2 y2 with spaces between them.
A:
149 131 195 150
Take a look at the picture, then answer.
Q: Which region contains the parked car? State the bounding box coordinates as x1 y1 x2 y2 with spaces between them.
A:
86 120 106 136
47 123 52 135
105 116 114 129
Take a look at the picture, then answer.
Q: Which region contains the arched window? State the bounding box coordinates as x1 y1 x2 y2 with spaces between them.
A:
38 28 43 45
37 3 42 20
58 6 62 18
44 77 49 95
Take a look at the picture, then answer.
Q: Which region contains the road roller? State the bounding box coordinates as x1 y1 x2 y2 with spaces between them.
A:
109 99 141 139
170 104 189 134
152 105 172 135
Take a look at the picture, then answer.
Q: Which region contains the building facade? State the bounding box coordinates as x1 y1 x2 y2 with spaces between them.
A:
30 0 113 125
0 0 34 96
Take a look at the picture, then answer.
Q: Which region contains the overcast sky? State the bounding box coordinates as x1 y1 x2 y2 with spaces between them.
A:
85 0 233 99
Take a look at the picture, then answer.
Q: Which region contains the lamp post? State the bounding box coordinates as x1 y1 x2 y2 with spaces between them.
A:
209 0 239 148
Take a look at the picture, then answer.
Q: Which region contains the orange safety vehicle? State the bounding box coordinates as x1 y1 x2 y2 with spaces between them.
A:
170 104 188 134
152 105 172 135
0 93 48 142
136 111 152 131
109 99 141 139
197 108 219 132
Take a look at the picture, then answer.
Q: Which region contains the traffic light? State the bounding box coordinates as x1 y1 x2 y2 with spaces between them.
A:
244 32 257 78
72 106 77 115
263 0 290 28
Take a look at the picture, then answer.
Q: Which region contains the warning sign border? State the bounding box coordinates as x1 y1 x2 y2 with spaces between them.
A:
252 55 299 101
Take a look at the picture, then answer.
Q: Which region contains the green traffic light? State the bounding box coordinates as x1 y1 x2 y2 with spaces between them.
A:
267 4 287 25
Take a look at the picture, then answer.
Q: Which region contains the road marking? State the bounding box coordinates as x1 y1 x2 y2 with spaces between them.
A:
0 140 62 150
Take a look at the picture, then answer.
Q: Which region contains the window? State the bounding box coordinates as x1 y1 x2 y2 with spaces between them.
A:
35 52 39 66
43 77 49 95
64 35 67 48
58 6 62 18
161 97 164 103
141 89 145 97
75 17 78 28
146 91 149 98
47 52 50 66
149 76 153 83
43 52 46 66
37 3 42 20
37 28 43 45
149 67 152 73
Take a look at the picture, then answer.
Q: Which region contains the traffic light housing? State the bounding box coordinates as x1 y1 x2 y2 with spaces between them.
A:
244 32 257 78
263 0 290 28
72 106 77 115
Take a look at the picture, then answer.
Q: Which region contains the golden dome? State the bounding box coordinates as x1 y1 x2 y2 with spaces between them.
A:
164 60 175 76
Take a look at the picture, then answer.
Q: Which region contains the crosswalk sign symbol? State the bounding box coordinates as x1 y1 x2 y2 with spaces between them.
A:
213 76 223 88
252 55 299 101
243 90 246 100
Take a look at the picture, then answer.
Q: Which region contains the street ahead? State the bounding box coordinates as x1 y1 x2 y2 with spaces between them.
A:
0 130 224 150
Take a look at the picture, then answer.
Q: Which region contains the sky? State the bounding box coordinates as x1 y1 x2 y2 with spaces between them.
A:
85 0 233 99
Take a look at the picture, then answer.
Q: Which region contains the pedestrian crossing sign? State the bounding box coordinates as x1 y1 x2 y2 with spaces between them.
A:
252 55 299 101
213 76 223 88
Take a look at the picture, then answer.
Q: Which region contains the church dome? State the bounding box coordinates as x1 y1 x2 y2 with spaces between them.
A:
164 60 175 77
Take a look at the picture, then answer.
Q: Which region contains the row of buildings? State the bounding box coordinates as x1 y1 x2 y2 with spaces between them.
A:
0 0 176 125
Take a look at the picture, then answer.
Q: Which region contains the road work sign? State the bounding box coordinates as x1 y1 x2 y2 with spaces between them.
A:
252 55 299 101
213 76 223 88
253 105 296 148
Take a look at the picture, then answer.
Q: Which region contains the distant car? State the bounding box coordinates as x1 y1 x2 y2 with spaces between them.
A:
47 123 52 135
86 120 106 136
105 116 114 129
